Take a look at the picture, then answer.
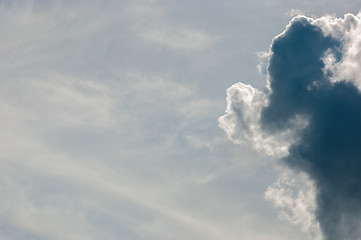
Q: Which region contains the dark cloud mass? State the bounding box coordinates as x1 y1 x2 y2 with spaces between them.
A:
262 16 361 240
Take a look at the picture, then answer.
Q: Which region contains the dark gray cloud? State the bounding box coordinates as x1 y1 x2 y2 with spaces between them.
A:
263 16 361 240
220 13 361 240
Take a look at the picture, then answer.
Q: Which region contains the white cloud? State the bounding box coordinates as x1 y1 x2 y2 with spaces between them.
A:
285 8 307 18
315 13 361 89
265 171 323 240
218 82 308 157
256 51 270 75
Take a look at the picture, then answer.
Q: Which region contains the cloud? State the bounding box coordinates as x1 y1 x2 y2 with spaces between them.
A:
0 2 226 238
218 82 308 157
140 25 217 50
256 51 270 75
219 13 361 240
265 170 322 240
124 1 217 51
4 1 358 240
285 9 307 18
314 14 361 89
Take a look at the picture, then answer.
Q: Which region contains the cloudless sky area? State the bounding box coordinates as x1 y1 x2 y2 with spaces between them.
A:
1 0 361 240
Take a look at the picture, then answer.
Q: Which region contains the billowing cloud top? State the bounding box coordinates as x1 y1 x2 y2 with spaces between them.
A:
219 13 361 240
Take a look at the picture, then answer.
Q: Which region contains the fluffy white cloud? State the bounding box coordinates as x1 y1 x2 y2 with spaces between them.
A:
218 82 307 157
315 13 361 89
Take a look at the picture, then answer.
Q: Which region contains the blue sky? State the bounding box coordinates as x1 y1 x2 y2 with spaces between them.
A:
0 1 360 239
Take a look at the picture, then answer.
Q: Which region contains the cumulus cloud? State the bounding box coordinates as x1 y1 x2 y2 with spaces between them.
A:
219 13 361 240
314 13 361 89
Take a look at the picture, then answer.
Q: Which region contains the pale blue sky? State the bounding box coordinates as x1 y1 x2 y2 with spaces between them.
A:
0 1 360 239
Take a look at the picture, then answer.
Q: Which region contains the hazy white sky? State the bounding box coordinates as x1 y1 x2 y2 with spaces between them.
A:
0 1 360 239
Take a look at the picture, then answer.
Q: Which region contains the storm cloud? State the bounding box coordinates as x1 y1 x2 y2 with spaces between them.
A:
219 13 361 240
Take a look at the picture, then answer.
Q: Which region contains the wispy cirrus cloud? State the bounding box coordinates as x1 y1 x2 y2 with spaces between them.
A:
140 26 217 50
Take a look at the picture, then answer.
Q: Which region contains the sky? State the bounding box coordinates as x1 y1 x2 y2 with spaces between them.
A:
1 1 361 240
